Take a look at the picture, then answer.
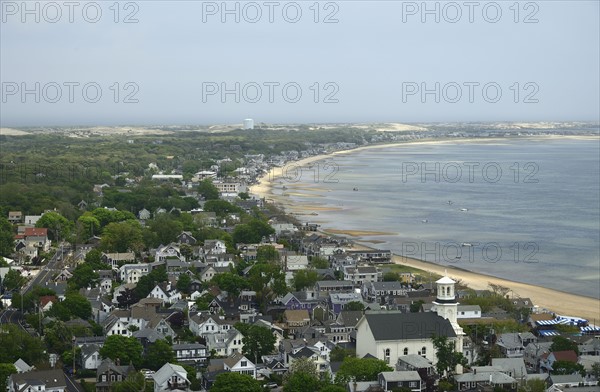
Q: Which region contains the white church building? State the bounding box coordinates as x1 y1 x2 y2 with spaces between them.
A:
355 275 465 372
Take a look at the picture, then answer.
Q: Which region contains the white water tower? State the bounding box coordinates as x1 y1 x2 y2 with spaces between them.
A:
243 118 254 130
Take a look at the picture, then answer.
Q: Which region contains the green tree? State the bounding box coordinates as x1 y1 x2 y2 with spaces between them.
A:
143 340 175 370
517 378 547 392
292 270 319 291
111 371 146 392
410 300 425 313
203 200 243 217
197 179 220 200
344 301 364 311
591 362 600 379
256 245 280 264
0 324 47 365
330 346 354 363
49 292 92 321
100 220 143 253
283 357 320 392
134 266 167 299
235 323 276 364
0 216 14 257
334 357 392 385
210 372 263 392
36 211 73 241
238 192 250 200
383 272 400 282
550 336 579 355
0 363 17 391
212 272 247 301
432 335 467 381
84 248 104 266
284 371 321 392
76 214 101 239
149 214 183 245
310 256 329 269
1 269 26 292
99 335 143 368
320 385 347 392
176 273 192 294
551 360 585 376
69 263 99 290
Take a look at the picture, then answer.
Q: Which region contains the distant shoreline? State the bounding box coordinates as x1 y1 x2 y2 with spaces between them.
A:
249 136 600 322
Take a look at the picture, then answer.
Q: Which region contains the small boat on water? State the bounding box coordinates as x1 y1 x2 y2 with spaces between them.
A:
460 208 468 212
448 200 453 205
421 219 428 223
461 243 473 247
353 187 359 191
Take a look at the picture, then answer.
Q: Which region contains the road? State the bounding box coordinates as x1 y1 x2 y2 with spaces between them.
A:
0 308 29 332
22 245 68 295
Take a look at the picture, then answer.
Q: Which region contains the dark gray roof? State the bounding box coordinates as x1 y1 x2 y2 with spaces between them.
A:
362 311 456 340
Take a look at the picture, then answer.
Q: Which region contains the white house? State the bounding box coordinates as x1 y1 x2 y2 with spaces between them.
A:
152 363 190 392
119 264 150 283
457 305 481 319
223 352 257 378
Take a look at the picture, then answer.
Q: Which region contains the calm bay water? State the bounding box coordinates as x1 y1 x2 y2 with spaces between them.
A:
274 138 600 298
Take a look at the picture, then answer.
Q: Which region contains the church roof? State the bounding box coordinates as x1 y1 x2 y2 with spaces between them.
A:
359 311 457 341
436 276 455 284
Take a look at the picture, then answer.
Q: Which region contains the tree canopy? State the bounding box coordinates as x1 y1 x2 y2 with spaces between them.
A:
334 357 392 385
210 372 263 392
99 335 143 368
235 323 276 364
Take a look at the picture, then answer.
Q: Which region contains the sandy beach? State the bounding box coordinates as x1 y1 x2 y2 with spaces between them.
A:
249 138 600 322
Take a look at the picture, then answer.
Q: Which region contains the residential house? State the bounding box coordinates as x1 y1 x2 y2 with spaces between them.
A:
204 328 245 357
189 313 233 337
344 265 380 286
172 343 209 365
223 352 257 378
23 214 42 226
362 281 407 303
378 371 422 392
152 363 190 392
54 268 73 282
457 305 482 319
138 208 151 220
541 350 579 373
524 341 552 371
454 367 518 391
119 263 150 283
492 358 528 380
23 227 51 251
316 280 355 295
79 343 102 370
155 243 186 263
396 354 435 379
329 292 364 315
7 369 81 392
177 231 197 245
13 359 33 373
496 332 537 358
102 252 135 268
203 239 227 255
8 211 22 223
281 290 322 312
284 309 311 336
330 253 359 272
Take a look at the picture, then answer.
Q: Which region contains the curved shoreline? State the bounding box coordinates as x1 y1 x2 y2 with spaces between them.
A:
249 136 600 322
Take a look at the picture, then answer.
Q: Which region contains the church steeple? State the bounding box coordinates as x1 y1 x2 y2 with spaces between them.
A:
432 274 464 374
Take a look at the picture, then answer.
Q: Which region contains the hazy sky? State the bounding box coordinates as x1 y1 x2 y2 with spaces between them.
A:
1 0 599 126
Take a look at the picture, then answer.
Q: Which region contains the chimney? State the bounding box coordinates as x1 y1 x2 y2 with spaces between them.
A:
474 368 476 375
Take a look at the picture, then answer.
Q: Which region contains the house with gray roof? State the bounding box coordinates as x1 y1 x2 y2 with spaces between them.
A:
455 367 518 391
152 363 190 392
378 371 422 391
8 369 83 392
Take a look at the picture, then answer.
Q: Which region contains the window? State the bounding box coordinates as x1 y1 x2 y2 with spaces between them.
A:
421 347 426 356
410 381 418 388
384 348 390 363
241 360 247 367
403 348 409 355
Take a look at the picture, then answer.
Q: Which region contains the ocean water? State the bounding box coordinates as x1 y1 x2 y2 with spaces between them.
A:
272 138 600 299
